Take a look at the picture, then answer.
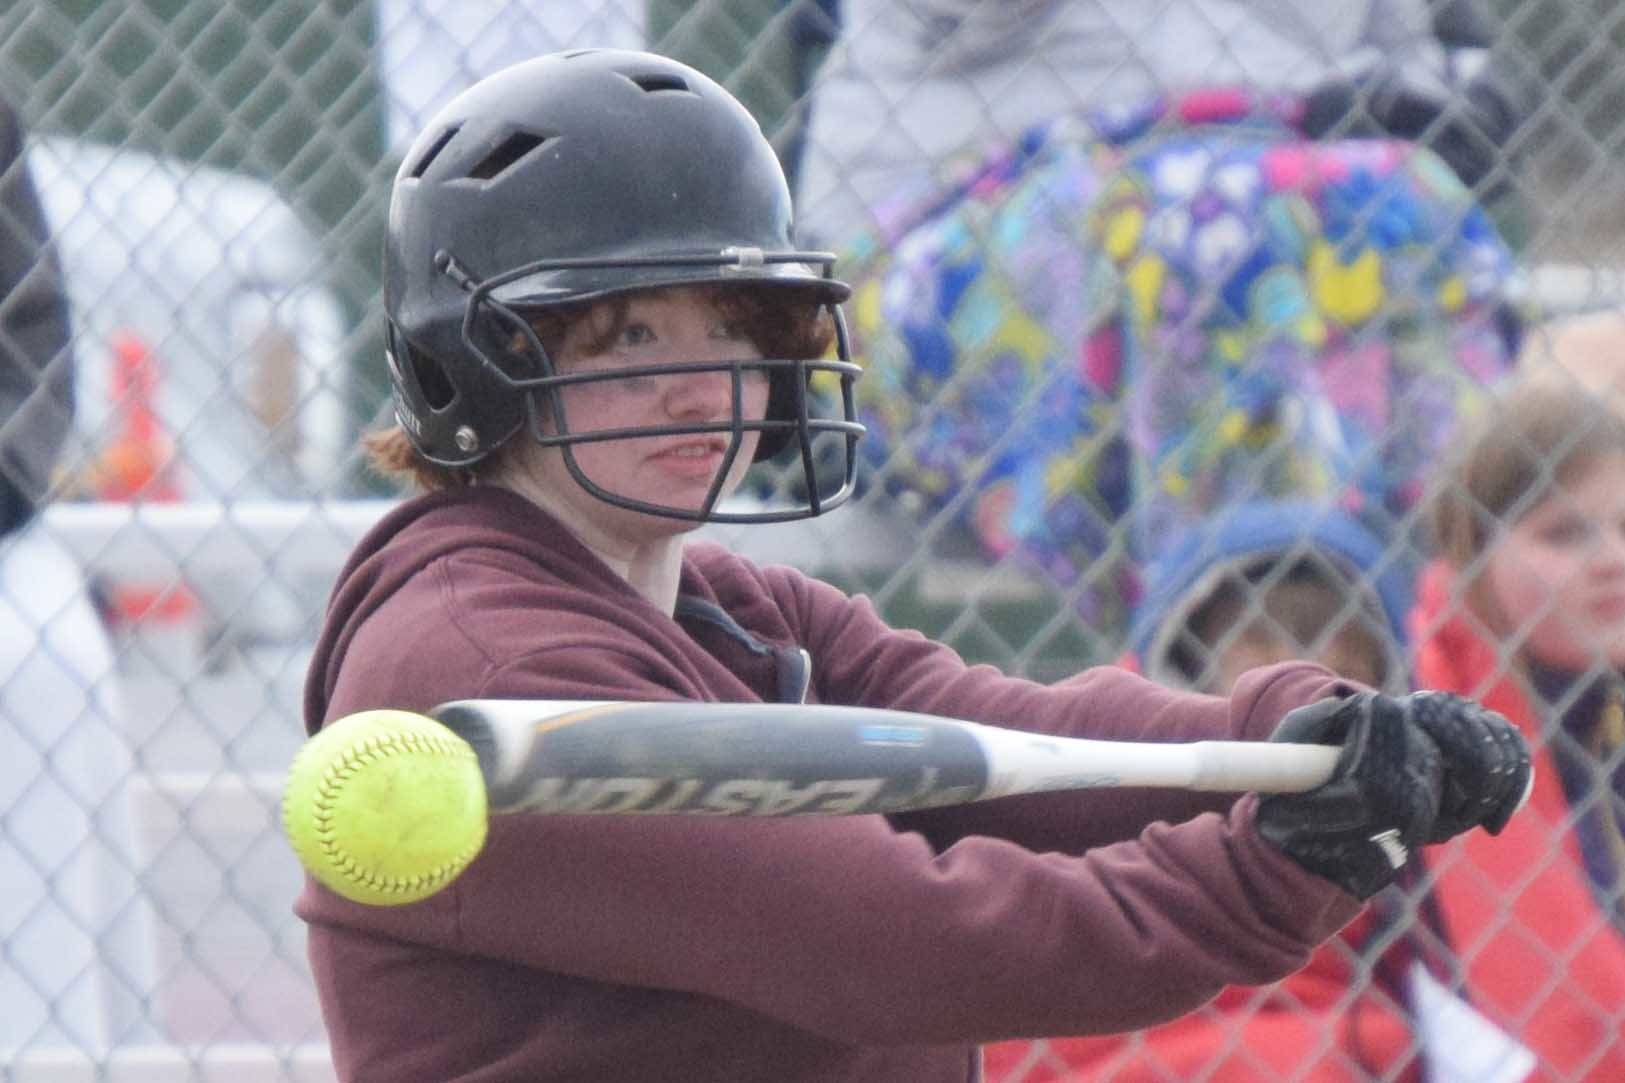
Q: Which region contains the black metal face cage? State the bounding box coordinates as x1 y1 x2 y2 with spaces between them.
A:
439 247 865 524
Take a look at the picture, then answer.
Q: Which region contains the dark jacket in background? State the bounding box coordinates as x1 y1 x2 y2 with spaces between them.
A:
0 94 73 537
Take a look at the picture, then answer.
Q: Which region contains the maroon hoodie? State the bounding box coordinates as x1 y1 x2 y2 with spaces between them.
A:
297 485 1361 1081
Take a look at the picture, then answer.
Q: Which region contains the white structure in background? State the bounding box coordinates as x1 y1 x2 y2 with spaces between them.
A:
27 136 350 503
374 0 646 155
0 522 153 1053
1523 262 1625 318
28 136 352 650
2 137 350 1064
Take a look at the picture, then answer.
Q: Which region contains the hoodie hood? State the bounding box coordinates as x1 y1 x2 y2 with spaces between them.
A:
1132 499 1413 692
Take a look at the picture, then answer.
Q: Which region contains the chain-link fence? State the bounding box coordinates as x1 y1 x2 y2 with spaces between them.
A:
1 1 1623 1079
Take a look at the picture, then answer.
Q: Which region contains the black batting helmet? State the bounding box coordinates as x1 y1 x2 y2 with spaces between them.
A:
382 48 862 522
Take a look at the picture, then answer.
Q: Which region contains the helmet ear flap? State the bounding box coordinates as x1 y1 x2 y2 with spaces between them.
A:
385 319 525 464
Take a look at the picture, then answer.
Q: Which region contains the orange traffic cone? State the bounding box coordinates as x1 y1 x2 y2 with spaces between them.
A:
93 332 197 625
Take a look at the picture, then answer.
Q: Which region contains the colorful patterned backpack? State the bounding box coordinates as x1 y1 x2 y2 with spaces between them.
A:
848 91 1521 651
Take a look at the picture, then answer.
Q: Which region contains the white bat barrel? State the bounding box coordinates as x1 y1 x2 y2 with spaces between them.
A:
968 726 1340 798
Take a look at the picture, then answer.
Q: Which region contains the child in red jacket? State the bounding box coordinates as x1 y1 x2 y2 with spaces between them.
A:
1411 379 1625 1081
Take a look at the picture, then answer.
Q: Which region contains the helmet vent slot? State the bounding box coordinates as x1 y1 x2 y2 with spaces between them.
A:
407 344 457 410
407 124 460 178
628 72 689 94
468 132 552 181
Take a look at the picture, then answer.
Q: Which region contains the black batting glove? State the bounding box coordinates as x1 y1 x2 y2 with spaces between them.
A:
1404 691 1531 840
1256 694 1443 900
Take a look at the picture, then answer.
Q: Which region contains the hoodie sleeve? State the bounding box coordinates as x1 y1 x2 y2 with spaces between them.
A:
763 559 1358 855
302 639 1360 1047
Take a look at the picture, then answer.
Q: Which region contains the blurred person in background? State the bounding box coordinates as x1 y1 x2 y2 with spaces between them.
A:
851 92 1521 655
801 2 1528 626
977 275 1511 1078
795 0 1534 253
0 98 71 547
984 506 1524 1081
987 337 1625 1080
0 91 154 1051
1410 378 1625 1080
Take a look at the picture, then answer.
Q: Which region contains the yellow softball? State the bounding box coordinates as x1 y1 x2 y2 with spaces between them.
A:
281 709 489 906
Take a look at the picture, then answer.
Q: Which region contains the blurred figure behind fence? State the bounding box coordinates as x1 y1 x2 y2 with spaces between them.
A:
1410 378 1625 1080
796 0 1532 251
0 91 155 1051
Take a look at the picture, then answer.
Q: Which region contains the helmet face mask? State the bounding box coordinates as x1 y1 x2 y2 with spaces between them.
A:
382 49 863 523
458 255 861 523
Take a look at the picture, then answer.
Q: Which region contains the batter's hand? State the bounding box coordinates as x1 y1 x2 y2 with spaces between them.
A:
1256 693 1444 900
1404 691 1531 840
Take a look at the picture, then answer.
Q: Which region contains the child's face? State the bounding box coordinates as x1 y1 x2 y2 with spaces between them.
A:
520 287 769 548
1485 450 1625 670
1205 622 1387 694
1188 571 1391 693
